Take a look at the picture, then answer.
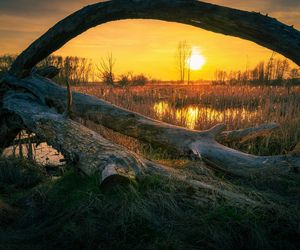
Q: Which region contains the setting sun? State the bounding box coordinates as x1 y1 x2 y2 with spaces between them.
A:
187 48 206 71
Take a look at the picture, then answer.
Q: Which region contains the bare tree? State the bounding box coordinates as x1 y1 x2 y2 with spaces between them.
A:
287 68 300 93
176 41 191 84
37 55 92 85
274 58 290 84
97 53 116 85
213 69 227 85
264 52 276 84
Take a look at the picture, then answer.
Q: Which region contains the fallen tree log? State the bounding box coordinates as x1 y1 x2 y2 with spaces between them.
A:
2 112 279 148
2 91 170 188
3 74 299 177
2 90 260 204
0 0 299 183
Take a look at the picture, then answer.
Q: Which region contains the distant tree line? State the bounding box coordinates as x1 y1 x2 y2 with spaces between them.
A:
0 54 93 85
0 54 154 86
4 53 298 87
40 55 93 85
96 53 158 86
213 53 300 87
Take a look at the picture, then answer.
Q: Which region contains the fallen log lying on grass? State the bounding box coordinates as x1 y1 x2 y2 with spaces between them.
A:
3 74 299 177
0 88 264 204
1 0 300 186
3 90 171 188
5 115 279 148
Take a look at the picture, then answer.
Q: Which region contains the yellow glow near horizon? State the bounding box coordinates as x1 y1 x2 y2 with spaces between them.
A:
1 18 297 80
53 20 297 80
187 48 206 71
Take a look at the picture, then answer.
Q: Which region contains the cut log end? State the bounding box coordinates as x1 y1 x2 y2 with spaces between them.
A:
100 164 135 190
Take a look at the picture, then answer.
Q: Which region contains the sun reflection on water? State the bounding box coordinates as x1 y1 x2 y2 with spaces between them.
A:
153 101 171 119
175 106 199 129
153 101 260 130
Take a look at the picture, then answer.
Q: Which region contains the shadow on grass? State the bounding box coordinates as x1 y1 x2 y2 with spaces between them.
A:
0 157 299 250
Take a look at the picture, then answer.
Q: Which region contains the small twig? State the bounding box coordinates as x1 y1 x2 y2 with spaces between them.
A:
64 80 73 117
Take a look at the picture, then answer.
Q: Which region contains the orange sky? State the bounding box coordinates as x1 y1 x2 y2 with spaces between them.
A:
0 0 299 80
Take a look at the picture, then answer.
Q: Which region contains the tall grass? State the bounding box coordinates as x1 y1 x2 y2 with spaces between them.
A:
74 84 300 156
0 157 299 250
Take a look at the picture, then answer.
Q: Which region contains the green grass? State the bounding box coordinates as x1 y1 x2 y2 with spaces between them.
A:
0 157 46 193
0 157 299 250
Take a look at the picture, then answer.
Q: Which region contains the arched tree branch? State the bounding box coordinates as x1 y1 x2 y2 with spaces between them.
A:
8 0 300 78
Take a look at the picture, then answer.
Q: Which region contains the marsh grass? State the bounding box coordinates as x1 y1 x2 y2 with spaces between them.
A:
75 84 300 156
0 157 299 250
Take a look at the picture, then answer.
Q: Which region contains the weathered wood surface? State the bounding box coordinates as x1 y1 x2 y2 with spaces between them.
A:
2 90 170 186
1 0 299 183
217 123 279 143
1 87 261 202
3 74 299 176
8 0 300 78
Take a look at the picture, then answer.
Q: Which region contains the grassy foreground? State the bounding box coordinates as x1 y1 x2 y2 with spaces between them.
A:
0 157 299 250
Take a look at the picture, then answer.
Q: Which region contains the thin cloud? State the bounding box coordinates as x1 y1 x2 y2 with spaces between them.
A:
207 0 300 26
208 0 300 10
0 0 299 55
0 0 99 16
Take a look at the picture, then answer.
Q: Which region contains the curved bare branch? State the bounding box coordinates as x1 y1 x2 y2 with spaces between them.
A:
8 0 300 78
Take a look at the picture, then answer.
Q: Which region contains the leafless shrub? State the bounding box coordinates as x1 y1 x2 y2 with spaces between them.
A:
176 41 192 84
118 72 132 86
96 53 116 85
131 74 148 86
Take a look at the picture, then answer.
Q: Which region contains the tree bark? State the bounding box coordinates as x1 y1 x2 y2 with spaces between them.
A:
1 0 299 185
3 74 299 177
217 122 279 143
2 90 170 187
